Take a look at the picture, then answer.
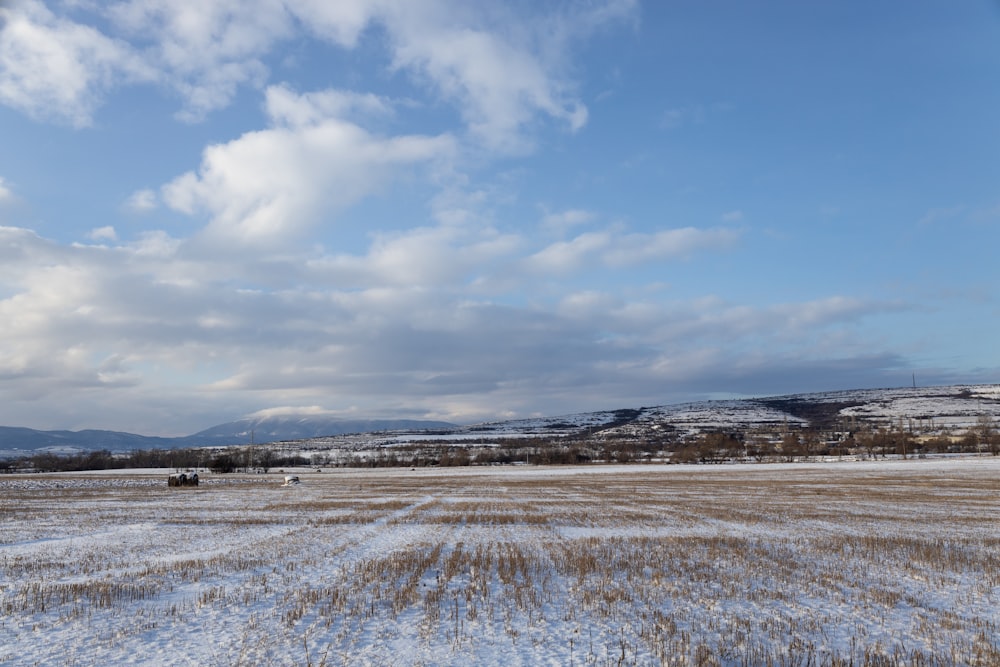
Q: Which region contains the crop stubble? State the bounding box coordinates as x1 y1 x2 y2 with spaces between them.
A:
1 461 998 666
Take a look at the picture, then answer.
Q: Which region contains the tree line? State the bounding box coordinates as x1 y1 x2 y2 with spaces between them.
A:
3 416 997 473
1 447 311 474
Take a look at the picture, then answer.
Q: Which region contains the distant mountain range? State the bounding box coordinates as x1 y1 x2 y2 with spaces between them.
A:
0 426 178 455
3 384 999 459
0 416 457 458
187 416 457 446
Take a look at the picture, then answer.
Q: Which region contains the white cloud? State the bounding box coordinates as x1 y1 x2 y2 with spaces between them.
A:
161 85 456 245
0 0 152 126
124 188 157 213
361 1 637 152
605 227 740 266
0 177 11 202
248 405 339 419
2 0 635 149
264 84 392 128
637 296 902 350
107 0 293 122
527 226 741 274
0 226 65 281
129 230 182 259
289 1 634 151
283 0 375 48
541 208 596 234
307 223 521 289
526 229 611 274
770 296 895 332
88 226 118 242
0 223 916 432
378 7 580 152
556 290 618 318
0 1 942 433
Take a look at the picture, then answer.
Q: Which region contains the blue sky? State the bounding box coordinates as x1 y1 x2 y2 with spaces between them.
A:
1 0 998 435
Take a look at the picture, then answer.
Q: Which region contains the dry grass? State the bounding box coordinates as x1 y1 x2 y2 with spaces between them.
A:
0 463 998 665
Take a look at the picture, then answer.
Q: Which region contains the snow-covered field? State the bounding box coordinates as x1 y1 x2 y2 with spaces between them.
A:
2 459 999 666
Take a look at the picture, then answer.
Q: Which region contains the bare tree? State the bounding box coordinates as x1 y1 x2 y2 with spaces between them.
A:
975 414 998 456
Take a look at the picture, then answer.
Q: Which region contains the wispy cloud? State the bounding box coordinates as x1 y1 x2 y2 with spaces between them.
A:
918 205 964 227
2 0 634 146
124 188 157 213
541 208 597 234
87 226 117 242
658 102 732 130
106 0 294 122
526 226 741 274
971 203 1000 225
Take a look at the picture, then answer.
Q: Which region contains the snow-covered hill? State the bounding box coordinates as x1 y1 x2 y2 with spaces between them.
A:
445 384 1000 441
2 384 998 460
273 384 1000 458
616 385 996 436
589 384 1000 440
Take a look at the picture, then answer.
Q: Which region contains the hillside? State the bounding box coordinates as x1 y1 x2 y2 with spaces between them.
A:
185 416 458 445
261 384 1000 464
421 384 1000 442
2 384 998 461
0 426 178 458
603 384 1000 440
0 417 457 459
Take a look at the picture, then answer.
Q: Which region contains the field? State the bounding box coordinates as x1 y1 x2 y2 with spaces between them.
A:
1 459 999 666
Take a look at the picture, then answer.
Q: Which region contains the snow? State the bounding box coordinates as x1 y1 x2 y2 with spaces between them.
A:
623 384 1000 437
1 458 999 665
273 385 1000 457
6 385 998 465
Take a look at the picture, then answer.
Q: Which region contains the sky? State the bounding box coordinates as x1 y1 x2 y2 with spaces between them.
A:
1 0 999 436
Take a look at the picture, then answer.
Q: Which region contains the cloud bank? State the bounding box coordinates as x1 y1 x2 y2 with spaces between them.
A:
0 0 966 435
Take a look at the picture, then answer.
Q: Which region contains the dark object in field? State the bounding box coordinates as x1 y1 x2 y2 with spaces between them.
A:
168 472 199 487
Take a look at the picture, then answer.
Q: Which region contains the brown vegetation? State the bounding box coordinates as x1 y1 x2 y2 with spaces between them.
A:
2 463 998 664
